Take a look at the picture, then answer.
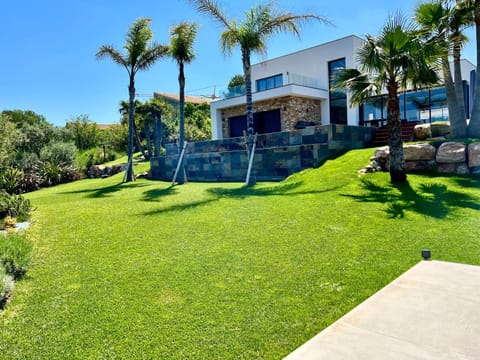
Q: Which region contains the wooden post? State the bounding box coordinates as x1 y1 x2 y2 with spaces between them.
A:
171 141 188 186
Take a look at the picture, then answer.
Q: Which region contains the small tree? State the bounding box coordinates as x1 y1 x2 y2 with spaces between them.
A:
65 115 100 151
96 18 168 182
415 0 471 138
335 14 439 183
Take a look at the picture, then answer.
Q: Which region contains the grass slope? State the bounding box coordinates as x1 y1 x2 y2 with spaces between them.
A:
1 149 479 359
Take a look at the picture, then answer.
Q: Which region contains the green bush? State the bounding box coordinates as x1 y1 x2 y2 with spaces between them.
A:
0 167 22 194
17 170 42 194
38 162 82 187
0 266 14 302
77 147 117 173
12 151 40 172
40 141 78 166
101 124 128 153
0 191 32 222
0 232 33 279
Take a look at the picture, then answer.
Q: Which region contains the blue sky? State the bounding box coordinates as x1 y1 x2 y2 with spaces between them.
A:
1 0 476 126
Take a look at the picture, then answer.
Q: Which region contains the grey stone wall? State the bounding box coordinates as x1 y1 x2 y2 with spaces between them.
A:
150 125 375 182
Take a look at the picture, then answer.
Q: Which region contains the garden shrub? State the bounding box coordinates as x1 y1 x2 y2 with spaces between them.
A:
0 167 22 194
3 216 16 231
38 161 62 187
0 266 14 303
0 191 32 222
77 147 117 173
0 232 33 279
12 151 40 173
38 162 82 187
40 141 78 166
17 170 42 194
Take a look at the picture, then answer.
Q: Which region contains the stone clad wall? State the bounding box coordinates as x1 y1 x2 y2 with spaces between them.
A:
151 125 375 182
221 96 322 138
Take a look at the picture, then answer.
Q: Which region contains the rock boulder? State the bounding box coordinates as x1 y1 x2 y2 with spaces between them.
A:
414 124 432 140
468 142 480 168
436 142 466 164
404 143 436 161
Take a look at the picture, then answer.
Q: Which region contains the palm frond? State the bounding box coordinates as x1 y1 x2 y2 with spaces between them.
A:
125 18 154 67
220 27 240 55
135 43 169 72
96 45 129 72
333 68 381 106
189 0 232 30
169 22 199 65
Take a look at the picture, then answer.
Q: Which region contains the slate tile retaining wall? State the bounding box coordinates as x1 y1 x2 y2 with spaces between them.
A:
150 125 375 182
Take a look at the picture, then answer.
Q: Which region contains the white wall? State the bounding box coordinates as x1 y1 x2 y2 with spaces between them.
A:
211 35 365 139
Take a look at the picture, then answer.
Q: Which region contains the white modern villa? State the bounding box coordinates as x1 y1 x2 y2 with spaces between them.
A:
210 35 476 140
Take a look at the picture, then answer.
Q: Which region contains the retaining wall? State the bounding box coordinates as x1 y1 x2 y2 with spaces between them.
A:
150 125 375 182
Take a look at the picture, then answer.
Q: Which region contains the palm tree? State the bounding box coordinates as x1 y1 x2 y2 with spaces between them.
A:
96 18 168 182
415 0 469 138
450 1 473 130
190 0 329 185
169 22 198 185
468 0 480 137
335 14 439 183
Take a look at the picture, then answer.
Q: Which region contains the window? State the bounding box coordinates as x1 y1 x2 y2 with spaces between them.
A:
328 58 347 124
361 86 450 124
256 74 283 92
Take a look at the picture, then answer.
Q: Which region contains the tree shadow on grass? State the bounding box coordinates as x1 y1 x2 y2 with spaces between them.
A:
142 185 177 202
451 176 480 189
343 178 480 219
206 181 342 199
60 182 148 198
142 198 219 216
140 181 341 216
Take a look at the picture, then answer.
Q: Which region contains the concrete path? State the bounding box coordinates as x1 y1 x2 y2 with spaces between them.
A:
285 260 480 359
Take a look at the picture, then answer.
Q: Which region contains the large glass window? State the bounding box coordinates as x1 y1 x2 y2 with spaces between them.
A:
362 86 450 124
256 74 283 92
430 87 448 122
329 58 348 124
362 96 386 122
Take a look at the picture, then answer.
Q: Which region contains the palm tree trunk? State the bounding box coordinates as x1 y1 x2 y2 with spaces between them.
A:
126 76 135 182
145 121 153 159
242 47 256 186
387 79 407 183
443 57 465 138
469 0 480 137
154 116 162 157
453 37 468 137
177 61 187 184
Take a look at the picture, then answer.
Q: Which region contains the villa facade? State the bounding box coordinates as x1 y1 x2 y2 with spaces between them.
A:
210 35 476 140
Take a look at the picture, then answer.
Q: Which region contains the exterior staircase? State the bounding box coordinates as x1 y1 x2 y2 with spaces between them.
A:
371 122 419 146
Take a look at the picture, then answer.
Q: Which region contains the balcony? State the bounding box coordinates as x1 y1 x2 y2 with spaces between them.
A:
219 73 326 100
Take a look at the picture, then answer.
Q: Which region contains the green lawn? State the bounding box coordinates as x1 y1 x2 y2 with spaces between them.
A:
1 149 479 359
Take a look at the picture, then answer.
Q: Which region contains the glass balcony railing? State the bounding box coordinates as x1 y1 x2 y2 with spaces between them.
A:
218 73 324 100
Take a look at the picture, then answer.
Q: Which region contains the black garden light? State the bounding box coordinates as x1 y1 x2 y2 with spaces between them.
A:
421 249 431 260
